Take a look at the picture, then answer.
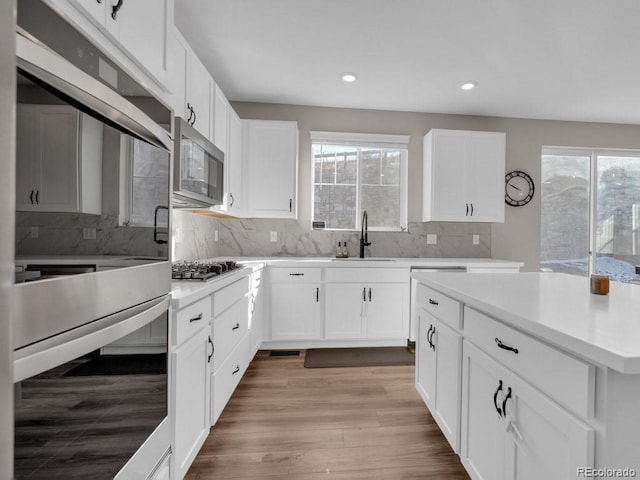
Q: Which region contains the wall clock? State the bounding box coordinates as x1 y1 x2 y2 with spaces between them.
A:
505 170 534 207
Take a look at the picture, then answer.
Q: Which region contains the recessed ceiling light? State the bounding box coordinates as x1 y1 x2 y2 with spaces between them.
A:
342 73 358 83
460 81 477 91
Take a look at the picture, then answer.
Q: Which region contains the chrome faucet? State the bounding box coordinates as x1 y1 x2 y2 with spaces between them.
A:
359 210 371 258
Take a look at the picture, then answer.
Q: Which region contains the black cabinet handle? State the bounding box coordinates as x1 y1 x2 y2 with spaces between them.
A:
493 380 503 416
470 203 474 216
289 273 304 276
428 298 439 306
207 336 214 363
466 203 469 216
368 288 372 302
502 387 513 417
495 337 519 354
232 365 240 375
426 324 433 345
186 103 193 123
428 326 436 350
316 287 319 302
97 0 102 3
191 106 197 126
289 198 293 213
232 323 240 331
30 190 34 205
35 190 39 205
111 0 124 20
363 287 366 302
229 192 234 206
189 313 203 323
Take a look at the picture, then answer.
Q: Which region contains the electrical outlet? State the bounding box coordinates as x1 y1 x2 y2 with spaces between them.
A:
426 234 437 245
473 234 480 245
83 228 96 240
30 227 38 239
270 231 278 242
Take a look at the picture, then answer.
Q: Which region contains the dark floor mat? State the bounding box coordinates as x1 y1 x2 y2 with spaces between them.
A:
64 353 166 376
304 346 414 368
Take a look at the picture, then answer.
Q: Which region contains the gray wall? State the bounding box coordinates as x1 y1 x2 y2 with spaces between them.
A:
232 102 640 271
1 1 15 477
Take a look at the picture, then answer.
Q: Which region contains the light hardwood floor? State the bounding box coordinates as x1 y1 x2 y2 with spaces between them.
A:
186 350 470 480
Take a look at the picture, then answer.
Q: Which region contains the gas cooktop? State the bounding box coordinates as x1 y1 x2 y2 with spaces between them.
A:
171 260 240 281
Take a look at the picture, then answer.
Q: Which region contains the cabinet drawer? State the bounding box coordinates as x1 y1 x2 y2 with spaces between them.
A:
212 296 249 372
211 333 251 424
213 276 249 317
464 307 595 417
173 296 211 346
269 267 321 282
325 267 407 283
416 284 461 330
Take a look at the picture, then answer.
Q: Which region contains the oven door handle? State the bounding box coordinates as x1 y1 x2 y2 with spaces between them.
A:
14 295 170 382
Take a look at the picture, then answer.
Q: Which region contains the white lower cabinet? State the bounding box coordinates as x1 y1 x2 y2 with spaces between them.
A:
171 326 211 480
461 341 594 480
416 309 462 451
269 268 322 341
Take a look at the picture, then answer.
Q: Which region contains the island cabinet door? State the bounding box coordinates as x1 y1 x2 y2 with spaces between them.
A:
416 310 436 408
460 341 505 480
502 373 594 480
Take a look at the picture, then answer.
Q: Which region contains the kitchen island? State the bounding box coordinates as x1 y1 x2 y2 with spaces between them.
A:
412 271 640 480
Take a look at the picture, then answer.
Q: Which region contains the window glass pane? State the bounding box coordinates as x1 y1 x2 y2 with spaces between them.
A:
540 154 590 276
314 184 356 229
335 149 357 185
595 156 640 283
360 148 382 185
381 151 401 186
361 185 400 228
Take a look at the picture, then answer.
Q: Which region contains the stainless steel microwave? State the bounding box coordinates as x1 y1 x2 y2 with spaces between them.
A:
173 117 225 208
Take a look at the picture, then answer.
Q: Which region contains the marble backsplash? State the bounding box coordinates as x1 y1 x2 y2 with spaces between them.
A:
15 212 169 258
172 210 491 261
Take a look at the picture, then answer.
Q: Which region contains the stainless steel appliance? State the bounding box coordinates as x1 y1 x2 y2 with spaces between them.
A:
14 2 173 478
173 117 225 208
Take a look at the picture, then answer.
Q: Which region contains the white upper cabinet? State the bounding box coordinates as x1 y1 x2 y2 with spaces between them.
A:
66 0 172 87
213 84 230 154
423 129 505 222
243 120 299 219
16 105 102 214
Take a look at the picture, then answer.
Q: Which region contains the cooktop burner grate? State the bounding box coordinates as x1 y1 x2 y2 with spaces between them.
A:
171 260 239 281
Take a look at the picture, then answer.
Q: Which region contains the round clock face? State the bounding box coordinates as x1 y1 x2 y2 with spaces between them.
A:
505 170 534 206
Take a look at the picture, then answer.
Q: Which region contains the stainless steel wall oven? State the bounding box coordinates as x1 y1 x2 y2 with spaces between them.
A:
14 2 173 478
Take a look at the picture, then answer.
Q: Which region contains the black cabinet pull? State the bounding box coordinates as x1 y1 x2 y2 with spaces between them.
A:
289 198 293 212
229 192 234 206
111 0 124 20
30 190 34 205
35 190 39 205
316 287 319 302
426 324 433 345
502 387 513 417
470 203 474 216
428 298 439 306
232 365 240 375
289 273 304 276
191 106 197 126
186 103 193 123
466 203 469 216
207 336 214 363
495 337 519 354
97 0 102 3
493 380 503 416
428 326 436 350
368 288 372 302
363 287 366 302
232 323 240 331
189 313 203 323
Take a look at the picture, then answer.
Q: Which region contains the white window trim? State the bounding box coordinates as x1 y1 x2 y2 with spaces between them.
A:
310 131 409 232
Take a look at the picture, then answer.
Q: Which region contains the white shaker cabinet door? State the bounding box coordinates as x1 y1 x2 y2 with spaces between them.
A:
416 310 437 408
365 283 407 339
325 284 366 339
270 283 322 340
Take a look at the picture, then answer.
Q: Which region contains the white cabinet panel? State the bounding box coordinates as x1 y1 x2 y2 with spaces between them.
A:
325 284 366 339
213 84 229 154
423 129 505 222
270 283 322 340
366 283 406 338
243 120 298 218
185 53 213 139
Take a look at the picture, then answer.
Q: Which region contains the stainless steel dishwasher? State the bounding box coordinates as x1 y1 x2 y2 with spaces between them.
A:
409 266 466 342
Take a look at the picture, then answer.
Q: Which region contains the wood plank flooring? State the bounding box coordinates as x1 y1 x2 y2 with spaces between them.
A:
186 350 470 480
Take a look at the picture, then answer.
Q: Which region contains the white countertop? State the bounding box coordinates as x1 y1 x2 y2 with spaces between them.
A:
411 271 640 373
170 257 523 309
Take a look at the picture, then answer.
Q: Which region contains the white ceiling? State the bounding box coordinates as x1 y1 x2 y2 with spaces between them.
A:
175 0 640 125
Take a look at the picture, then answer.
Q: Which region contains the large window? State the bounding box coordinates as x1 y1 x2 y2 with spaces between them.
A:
311 131 408 231
541 148 640 283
